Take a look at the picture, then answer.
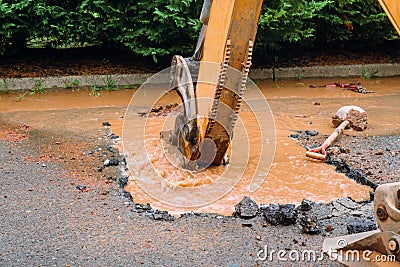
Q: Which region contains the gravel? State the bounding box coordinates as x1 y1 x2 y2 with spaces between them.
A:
303 134 400 185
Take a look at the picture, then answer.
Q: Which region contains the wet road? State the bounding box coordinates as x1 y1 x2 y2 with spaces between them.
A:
0 77 398 266
0 118 344 267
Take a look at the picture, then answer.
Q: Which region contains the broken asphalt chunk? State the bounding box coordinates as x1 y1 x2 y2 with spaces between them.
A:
262 204 298 226
234 196 259 219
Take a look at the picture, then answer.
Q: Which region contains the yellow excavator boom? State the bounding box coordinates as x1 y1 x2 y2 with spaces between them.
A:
378 0 400 35
170 0 400 170
169 0 263 169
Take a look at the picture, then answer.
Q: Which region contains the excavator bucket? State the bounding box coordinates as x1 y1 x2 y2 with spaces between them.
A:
323 183 400 266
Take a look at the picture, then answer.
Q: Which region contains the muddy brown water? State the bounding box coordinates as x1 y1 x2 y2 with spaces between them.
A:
124 78 399 215
1 78 399 215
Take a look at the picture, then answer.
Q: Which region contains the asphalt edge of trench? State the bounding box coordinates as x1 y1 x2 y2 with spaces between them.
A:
98 122 378 241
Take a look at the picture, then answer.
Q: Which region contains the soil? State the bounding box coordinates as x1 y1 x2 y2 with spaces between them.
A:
1 41 400 78
332 108 368 131
0 122 30 142
0 46 162 78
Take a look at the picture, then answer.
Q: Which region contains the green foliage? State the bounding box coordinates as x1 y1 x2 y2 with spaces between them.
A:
0 0 397 60
1 79 9 94
256 0 395 54
314 0 395 45
258 0 331 50
66 78 79 88
295 73 305 86
0 0 201 60
90 75 119 96
91 82 101 96
0 1 26 54
30 79 44 94
361 68 379 79
17 91 29 101
17 94 26 101
115 0 202 61
123 84 140 90
102 75 118 91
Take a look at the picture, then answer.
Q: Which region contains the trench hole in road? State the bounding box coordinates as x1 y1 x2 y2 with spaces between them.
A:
124 93 369 215
123 77 400 216
0 78 399 216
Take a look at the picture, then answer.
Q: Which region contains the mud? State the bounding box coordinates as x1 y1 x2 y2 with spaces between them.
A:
124 77 400 215
138 103 180 117
0 95 130 187
124 99 376 215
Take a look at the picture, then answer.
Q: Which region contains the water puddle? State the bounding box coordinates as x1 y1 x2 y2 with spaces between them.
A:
0 77 399 215
123 77 399 215
0 89 132 133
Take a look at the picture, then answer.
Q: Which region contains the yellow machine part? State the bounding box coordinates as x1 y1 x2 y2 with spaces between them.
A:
192 0 264 165
379 0 400 35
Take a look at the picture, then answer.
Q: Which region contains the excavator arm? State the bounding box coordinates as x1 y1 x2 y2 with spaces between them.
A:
168 0 263 170
378 0 400 35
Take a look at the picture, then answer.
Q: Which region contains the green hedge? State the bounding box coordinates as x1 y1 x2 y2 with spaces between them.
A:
0 0 396 61
256 0 396 54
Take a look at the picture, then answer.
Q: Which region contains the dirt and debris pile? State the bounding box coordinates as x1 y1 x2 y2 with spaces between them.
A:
117 176 129 188
332 108 368 131
0 123 31 142
296 126 399 185
289 129 318 140
130 201 175 221
300 215 320 234
150 210 175 221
